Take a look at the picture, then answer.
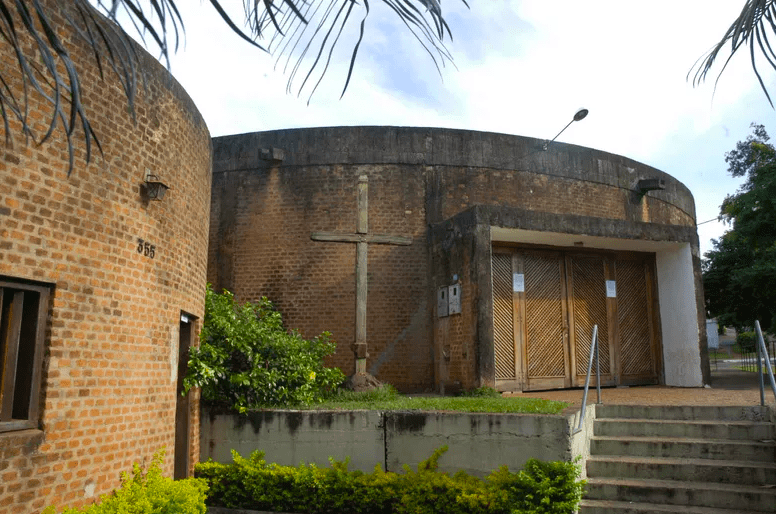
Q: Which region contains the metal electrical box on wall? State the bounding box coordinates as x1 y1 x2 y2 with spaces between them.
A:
437 286 449 318
438 283 462 317
448 283 461 315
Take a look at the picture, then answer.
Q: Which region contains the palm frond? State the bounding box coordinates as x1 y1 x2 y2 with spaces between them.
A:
0 0 463 175
246 0 465 100
690 0 776 107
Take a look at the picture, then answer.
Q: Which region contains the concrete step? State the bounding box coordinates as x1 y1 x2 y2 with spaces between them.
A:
596 404 771 422
593 418 775 440
586 455 776 485
579 498 766 514
590 435 776 462
585 477 776 512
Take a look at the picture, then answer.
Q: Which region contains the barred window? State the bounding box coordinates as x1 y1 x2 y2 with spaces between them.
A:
0 279 50 433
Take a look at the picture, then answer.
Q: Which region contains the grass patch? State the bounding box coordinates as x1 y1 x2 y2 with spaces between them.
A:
297 385 568 414
735 365 774 374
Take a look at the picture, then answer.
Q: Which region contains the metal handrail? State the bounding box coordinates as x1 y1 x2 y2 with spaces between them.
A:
573 324 601 435
754 321 776 405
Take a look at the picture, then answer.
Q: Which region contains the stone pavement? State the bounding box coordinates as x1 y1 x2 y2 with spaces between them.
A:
507 364 775 406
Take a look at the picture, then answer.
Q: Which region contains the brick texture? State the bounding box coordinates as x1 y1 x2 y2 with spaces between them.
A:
0 2 211 512
210 165 431 390
210 127 696 393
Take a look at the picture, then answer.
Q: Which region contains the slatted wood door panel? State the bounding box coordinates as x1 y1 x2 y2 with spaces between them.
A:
567 254 615 387
492 252 521 390
522 251 570 390
615 257 659 385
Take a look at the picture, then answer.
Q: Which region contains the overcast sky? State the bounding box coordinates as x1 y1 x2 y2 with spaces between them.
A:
153 1 775 257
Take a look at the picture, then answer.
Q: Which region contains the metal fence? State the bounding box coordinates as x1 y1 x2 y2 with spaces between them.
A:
739 335 776 372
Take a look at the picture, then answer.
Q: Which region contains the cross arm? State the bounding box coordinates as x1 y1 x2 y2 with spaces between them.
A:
311 232 412 245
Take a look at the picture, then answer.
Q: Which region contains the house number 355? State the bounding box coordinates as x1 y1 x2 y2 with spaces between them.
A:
137 238 156 259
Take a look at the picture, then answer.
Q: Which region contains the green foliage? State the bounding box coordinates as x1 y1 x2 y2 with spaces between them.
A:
325 384 401 403
488 459 585 514
308 387 567 414
196 447 585 514
44 449 207 514
736 331 757 351
183 286 344 412
286 384 566 414
703 124 776 332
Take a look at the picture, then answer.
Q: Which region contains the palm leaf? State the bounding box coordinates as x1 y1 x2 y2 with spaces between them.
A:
0 0 464 175
690 0 776 107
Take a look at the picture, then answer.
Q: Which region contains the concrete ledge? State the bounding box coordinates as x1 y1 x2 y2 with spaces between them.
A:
201 406 594 478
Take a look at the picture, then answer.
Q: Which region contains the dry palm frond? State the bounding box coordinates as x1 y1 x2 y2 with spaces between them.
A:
245 0 467 102
0 0 464 175
690 0 776 107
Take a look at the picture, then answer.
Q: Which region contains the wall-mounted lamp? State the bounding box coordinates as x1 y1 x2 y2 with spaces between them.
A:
636 178 665 200
144 173 170 201
260 147 285 163
543 108 589 151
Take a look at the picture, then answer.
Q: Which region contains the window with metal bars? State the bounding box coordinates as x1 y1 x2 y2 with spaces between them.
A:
0 279 50 433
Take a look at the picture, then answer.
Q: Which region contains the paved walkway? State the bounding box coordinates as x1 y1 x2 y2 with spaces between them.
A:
506 364 776 406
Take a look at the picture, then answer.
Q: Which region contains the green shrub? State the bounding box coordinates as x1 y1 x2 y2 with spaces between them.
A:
488 459 585 514
736 331 757 351
195 446 585 514
44 449 207 514
183 285 345 412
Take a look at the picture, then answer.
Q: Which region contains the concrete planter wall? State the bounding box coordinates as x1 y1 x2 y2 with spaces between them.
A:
201 407 594 479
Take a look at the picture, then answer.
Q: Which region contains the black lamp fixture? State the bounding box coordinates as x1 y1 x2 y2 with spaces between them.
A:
144 172 170 201
636 178 665 200
543 108 589 151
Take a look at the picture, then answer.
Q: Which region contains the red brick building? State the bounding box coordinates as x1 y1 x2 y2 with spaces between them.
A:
0 2 211 512
210 126 710 394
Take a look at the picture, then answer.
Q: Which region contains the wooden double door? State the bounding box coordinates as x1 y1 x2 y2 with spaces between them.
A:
492 247 661 391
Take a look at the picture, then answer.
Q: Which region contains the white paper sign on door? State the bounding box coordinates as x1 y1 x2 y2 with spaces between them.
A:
606 280 617 298
513 273 525 293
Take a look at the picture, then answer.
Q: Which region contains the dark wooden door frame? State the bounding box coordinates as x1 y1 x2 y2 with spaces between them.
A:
174 312 196 480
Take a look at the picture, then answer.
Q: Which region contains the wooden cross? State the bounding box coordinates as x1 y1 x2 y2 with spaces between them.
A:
311 175 412 375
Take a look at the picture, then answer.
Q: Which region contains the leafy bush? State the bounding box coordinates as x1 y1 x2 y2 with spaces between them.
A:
736 331 757 351
196 446 584 514
183 286 345 411
44 449 207 514
488 459 585 514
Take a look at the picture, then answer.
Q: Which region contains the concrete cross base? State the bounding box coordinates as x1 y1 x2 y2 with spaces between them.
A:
345 372 382 392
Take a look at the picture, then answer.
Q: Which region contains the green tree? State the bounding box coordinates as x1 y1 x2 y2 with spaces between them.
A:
691 0 776 106
182 286 345 411
703 123 776 331
1 0 463 172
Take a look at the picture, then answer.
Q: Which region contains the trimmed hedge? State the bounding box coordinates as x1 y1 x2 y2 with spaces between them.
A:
196 446 584 514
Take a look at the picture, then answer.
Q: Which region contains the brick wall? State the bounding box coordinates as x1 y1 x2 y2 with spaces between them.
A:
210 127 697 393
210 164 432 390
0 2 211 512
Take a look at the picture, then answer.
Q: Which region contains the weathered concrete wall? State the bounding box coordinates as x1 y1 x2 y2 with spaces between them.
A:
429 209 492 391
657 244 704 386
201 410 385 472
201 407 593 478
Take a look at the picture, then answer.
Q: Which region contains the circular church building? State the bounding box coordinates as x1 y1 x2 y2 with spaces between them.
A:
0 1 210 510
210 126 708 393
